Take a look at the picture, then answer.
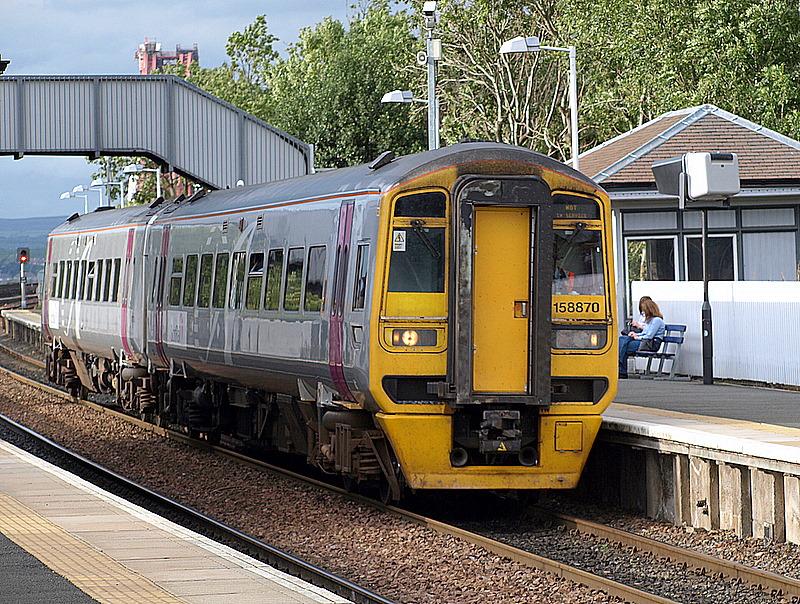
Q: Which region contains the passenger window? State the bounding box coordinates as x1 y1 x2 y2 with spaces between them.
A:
77 260 87 301
95 259 104 301
229 251 246 309
57 260 65 298
73 260 80 299
169 257 183 306
103 259 112 302
264 249 284 311
183 255 198 307
352 244 369 310
86 261 96 301
64 261 72 299
283 248 304 311
245 252 264 310
112 258 121 302
50 263 58 298
198 254 214 307
304 246 326 312
212 253 229 308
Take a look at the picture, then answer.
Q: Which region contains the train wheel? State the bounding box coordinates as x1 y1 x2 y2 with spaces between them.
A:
341 475 358 494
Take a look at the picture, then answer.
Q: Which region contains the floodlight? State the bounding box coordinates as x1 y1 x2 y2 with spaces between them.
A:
422 1 437 15
500 36 541 54
59 191 71 200
123 163 144 174
90 178 103 187
72 184 86 193
381 90 415 104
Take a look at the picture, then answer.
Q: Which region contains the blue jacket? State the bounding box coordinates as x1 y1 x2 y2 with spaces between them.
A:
640 317 666 341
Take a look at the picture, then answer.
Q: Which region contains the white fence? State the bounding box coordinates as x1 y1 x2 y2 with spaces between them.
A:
630 281 800 386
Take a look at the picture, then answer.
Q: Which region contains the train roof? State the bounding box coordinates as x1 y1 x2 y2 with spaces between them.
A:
51 142 597 234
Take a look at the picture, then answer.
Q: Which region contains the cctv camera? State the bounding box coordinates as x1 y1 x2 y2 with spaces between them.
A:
423 1 437 16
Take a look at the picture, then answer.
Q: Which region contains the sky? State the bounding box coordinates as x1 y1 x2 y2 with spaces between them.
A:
0 0 353 219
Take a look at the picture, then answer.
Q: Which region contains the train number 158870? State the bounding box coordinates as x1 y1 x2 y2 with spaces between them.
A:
553 301 601 314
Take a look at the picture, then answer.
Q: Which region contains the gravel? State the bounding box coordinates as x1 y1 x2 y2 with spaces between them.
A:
0 370 618 604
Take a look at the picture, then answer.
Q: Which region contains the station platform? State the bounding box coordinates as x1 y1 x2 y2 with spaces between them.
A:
615 378 800 428
0 308 41 332
0 438 350 604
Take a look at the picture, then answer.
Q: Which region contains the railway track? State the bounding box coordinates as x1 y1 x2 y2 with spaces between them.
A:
0 345 796 604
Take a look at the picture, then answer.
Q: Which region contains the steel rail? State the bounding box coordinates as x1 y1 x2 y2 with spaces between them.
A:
0 340 46 369
0 380 393 604
537 508 800 600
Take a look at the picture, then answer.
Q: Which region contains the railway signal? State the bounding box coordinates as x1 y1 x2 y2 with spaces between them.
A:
17 247 29 309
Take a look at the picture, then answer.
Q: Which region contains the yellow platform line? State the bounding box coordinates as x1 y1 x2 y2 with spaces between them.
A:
0 493 185 604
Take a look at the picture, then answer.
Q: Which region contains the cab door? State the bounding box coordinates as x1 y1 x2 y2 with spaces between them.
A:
450 178 553 406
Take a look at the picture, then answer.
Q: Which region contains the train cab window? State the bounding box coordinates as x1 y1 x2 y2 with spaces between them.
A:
352 244 369 310
245 253 264 310
394 192 446 217
77 260 87 301
111 258 121 302
264 249 284 311
183 255 198 307
553 228 604 295
169 257 184 306
283 248 304 311
94 259 104 301
50 263 58 298
85 261 96 301
229 252 246 309
304 246 326 312
198 254 214 307
388 227 445 292
103 259 112 302
212 253 229 309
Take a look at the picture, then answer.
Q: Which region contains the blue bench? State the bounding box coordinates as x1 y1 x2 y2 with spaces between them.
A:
633 323 687 380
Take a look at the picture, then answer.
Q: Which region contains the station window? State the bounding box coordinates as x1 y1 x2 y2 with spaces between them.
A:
245 252 264 310
304 246 326 312
212 252 229 309
111 258 121 302
103 259 112 302
229 251 246 309
183 255 198 307
85 261 96 301
169 257 183 306
94 259 104 301
264 249 284 311
283 248 304 311
198 254 214 307
352 244 369 310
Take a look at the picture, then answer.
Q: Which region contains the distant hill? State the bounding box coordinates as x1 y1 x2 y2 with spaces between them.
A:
0 216 67 283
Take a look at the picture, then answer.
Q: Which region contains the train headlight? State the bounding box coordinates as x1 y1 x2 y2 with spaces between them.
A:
391 328 437 347
552 327 607 350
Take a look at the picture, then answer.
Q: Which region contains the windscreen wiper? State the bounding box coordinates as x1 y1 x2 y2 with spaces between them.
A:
411 220 441 259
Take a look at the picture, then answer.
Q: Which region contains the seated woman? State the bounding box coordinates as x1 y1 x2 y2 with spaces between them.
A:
619 298 665 379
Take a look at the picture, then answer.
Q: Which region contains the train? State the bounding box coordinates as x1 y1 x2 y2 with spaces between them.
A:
42 142 617 501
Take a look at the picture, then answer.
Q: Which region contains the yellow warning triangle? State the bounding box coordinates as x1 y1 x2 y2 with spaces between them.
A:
497 441 507 452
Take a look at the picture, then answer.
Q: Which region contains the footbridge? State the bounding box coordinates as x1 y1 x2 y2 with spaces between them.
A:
0 75 311 189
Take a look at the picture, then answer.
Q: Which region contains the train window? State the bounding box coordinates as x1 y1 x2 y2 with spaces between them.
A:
77 260 87 301
304 246 326 312
94 259 104 301
50 263 58 298
283 248 304 311
103 259 112 302
73 260 81 299
553 229 604 295
86 261 96 302
245 252 264 310
169 257 183 306
264 249 284 311
388 227 445 293
212 253 229 308
229 252 246 309
198 254 214 307
57 260 65 298
112 258 121 302
183 255 198 307
352 244 369 310
394 191 446 218
64 262 72 299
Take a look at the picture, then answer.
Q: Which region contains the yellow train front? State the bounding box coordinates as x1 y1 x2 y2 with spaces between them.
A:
367 145 617 492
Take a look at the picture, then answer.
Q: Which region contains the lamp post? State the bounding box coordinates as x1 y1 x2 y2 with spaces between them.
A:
382 1 440 150
91 178 125 208
122 163 162 201
500 35 580 171
60 190 89 214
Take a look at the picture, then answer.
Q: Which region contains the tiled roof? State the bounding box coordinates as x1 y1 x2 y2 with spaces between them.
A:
581 104 800 185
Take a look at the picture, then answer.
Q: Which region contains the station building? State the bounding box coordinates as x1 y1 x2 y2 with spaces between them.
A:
580 104 800 315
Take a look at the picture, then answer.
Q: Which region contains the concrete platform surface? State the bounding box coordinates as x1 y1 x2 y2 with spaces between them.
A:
615 378 800 428
0 308 41 331
0 439 351 604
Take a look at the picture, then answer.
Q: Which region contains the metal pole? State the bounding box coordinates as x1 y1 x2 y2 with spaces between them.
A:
426 30 439 150
19 260 26 310
155 166 162 199
701 207 714 385
568 46 579 171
